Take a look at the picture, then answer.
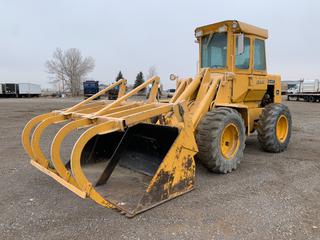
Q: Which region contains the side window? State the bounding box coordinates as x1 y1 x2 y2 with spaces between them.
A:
235 37 250 69
254 39 266 71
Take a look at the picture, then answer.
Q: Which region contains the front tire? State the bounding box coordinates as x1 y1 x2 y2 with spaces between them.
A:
196 107 246 173
257 103 292 153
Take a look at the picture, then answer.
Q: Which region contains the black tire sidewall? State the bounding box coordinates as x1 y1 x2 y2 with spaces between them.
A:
196 107 246 173
258 103 292 152
273 107 292 150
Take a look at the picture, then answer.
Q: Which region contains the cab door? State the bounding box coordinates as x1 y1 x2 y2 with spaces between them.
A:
232 34 252 103
245 37 268 101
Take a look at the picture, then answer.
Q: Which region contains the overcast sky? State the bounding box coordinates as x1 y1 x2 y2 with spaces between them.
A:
1 0 319 89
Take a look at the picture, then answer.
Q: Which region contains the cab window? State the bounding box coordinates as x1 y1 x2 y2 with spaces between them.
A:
201 32 227 68
235 37 250 69
254 39 266 71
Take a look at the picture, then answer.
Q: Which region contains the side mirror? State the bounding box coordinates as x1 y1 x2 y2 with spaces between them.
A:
169 74 178 81
237 34 244 55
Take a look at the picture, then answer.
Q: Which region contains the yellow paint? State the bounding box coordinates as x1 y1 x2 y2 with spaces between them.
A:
31 115 68 167
195 20 268 40
30 160 87 199
276 115 289 143
22 112 55 160
220 123 240 159
50 119 92 187
269 74 282 103
232 74 249 102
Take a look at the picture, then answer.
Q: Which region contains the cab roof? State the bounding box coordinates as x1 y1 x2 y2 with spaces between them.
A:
195 20 268 39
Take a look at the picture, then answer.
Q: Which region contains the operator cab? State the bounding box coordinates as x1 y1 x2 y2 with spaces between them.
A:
194 20 276 104
195 20 268 75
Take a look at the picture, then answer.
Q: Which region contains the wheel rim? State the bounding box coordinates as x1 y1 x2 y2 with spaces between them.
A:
276 115 288 143
220 123 240 159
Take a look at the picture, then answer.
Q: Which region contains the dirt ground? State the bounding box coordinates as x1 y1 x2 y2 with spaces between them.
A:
0 97 319 240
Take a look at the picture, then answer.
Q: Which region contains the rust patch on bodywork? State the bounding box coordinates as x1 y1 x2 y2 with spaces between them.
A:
136 149 196 212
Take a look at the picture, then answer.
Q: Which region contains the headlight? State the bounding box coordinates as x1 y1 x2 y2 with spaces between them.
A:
232 21 238 29
195 30 203 37
218 25 227 33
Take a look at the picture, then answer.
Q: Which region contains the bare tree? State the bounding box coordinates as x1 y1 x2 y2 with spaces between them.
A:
146 66 157 79
46 48 95 96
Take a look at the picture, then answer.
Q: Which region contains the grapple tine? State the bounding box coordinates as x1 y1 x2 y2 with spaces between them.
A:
30 159 87 199
31 115 68 167
50 118 93 187
70 121 123 208
26 118 95 199
22 112 55 159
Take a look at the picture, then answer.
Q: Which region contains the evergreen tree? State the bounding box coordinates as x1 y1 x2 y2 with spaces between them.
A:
133 71 145 93
115 71 124 81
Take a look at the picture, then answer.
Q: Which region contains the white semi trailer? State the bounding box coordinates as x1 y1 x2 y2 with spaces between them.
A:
18 83 41 97
0 83 41 97
287 79 320 102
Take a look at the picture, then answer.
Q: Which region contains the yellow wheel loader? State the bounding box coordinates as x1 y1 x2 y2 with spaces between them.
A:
22 20 291 217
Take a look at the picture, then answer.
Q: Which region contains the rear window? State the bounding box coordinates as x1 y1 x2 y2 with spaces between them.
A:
254 39 266 71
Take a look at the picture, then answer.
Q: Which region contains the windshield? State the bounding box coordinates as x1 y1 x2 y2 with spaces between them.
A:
84 82 97 87
201 32 227 68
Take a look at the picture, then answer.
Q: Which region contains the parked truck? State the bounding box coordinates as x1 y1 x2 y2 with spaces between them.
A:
107 84 119 100
287 79 320 102
83 80 99 98
0 83 18 97
281 82 288 95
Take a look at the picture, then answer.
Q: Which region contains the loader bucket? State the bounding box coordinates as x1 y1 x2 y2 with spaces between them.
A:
22 74 207 216
71 123 197 217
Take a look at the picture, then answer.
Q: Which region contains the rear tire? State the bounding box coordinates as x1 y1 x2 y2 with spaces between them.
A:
196 107 246 173
257 103 292 153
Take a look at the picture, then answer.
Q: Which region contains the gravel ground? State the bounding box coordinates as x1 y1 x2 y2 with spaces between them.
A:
0 97 319 240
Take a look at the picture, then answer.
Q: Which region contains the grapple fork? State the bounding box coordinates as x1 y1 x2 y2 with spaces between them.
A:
22 70 221 217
